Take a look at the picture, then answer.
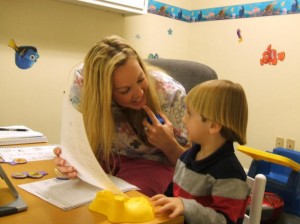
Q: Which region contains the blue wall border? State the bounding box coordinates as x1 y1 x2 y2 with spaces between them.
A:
148 0 299 22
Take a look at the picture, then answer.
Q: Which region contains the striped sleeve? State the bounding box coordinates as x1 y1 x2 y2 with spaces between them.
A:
173 160 249 224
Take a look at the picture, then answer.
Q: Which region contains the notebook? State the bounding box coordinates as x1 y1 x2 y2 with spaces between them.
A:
0 125 48 146
19 176 139 210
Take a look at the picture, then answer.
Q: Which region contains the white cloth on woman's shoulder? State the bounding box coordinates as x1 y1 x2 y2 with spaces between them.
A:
69 63 84 111
150 70 187 145
69 65 187 164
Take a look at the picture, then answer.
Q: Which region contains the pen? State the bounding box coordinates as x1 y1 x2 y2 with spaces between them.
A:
0 128 28 131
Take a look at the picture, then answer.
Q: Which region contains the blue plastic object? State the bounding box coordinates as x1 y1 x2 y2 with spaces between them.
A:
245 147 300 217
147 114 164 125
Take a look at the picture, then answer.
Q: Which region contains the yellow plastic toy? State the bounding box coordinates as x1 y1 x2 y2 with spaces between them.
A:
89 190 155 223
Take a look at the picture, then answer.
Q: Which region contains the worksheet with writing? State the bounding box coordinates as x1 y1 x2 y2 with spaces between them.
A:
0 145 56 162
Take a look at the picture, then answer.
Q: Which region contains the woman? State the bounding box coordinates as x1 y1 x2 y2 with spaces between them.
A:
54 35 189 196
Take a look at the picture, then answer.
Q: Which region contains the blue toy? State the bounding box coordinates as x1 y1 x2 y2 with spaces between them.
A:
147 114 164 125
238 146 300 217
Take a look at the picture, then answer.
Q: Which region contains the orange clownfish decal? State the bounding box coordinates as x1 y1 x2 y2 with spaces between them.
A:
260 44 285 66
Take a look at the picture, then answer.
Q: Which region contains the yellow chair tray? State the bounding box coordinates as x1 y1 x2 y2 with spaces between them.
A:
89 190 154 223
237 145 300 172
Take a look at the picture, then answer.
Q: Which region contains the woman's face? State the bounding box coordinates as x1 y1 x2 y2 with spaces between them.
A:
112 58 149 110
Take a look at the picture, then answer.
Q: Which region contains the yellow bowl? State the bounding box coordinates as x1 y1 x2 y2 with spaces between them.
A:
89 190 155 223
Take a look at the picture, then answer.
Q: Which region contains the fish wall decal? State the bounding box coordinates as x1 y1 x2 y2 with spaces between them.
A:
8 39 39 69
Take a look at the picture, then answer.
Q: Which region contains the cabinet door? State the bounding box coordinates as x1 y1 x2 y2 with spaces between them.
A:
104 0 146 10
66 0 148 14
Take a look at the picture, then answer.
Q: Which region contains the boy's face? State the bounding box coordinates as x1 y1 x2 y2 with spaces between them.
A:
182 106 210 144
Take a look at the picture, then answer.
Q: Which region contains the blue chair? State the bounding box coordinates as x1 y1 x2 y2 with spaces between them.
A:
238 146 300 217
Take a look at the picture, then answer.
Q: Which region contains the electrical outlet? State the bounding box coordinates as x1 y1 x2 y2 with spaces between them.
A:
286 139 295 150
275 137 284 148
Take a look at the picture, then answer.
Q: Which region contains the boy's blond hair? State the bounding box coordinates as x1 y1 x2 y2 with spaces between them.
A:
184 79 248 145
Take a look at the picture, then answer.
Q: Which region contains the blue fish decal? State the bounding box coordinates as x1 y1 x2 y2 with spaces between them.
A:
8 39 39 69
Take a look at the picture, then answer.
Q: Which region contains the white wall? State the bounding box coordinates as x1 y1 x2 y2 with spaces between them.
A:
123 13 191 59
1 0 299 170
124 1 300 169
0 0 124 142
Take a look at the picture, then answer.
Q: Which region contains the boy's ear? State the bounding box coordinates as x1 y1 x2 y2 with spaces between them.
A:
209 121 222 134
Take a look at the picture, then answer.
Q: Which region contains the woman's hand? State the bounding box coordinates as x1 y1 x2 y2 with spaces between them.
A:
150 194 184 218
143 106 185 165
143 106 177 150
53 147 77 178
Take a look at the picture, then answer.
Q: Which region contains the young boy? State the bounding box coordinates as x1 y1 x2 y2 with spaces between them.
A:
151 80 249 224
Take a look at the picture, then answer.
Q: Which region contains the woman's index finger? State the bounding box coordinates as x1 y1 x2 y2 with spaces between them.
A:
143 106 158 125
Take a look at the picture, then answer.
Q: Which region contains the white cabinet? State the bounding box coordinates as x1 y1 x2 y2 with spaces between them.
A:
60 0 148 14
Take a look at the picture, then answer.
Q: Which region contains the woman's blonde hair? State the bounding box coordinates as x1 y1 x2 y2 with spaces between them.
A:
81 35 161 166
185 79 248 145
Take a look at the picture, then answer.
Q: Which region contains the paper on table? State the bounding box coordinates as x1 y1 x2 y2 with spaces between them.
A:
19 177 139 210
60 97 123 195
0 145 56 162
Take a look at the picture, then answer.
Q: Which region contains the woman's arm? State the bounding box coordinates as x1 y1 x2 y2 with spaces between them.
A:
144 71 191 165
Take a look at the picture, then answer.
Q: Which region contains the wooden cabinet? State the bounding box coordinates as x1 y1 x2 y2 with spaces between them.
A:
60 0 148 14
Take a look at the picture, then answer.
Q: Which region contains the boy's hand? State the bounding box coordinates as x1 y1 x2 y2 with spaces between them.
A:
150 194 184 218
